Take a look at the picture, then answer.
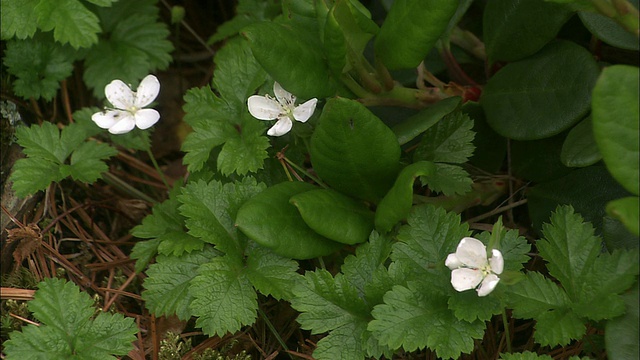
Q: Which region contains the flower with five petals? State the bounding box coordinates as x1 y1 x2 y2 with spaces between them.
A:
247 82 317 136
92 74 161 134
445 237 504 296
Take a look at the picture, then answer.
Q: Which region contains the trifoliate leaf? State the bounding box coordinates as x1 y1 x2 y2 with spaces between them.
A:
4 37 75 100
35 0 101 48
4 278 137 359
420 163 473 196
189 256 257 336
1 0 39 40
414 111 475 164
368 282 485 359
178 177 266 258
142 246 219 320
245 244 302 300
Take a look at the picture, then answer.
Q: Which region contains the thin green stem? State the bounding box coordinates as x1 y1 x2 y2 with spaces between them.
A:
502 307 512 353
101 172 158 204
146 148 170 190
282 156 329 189
257 307 293 359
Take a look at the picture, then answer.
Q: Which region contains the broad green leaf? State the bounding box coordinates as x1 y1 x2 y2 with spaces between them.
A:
189 256 257 336
68 141 118 183
290 189 374 245
413 111 475 164
216 116 270 176
420 163 472 197
0 0 39 39
10 158 64 197
14 122 71 163
606 196 640 236
129 239 161 273
142 247 219 320
463 102 507 173
35 0 100 48
374 0 457 70
481 41 599 140
602 215 640 250
560 116 602 167
236 181 343 259
4 325 75 359
341 232 393 303
245 244 302 300
592 65 639 195
310 98 401 202
178 178 266 258
392 96 461 146
579 1 640 51
375 161 437 233
75 312 139 357
448 289 501 323
483 0 572 63
313 323 366 360
243 21 337 99
4 38 75 101
500 352 553 360
605 285 639 360
510 133 572 183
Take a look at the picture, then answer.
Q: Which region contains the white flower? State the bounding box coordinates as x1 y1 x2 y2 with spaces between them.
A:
445 237 504 297
247 82 317 136
92 74 161 134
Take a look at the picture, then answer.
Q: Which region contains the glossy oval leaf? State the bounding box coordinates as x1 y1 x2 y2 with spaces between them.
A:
235 181 343 259
483 0 573 63
592 65 640 195
243 21 337 99
392 96 461 145
310 97 401 202
606 196 640 236
290 189 374 245
580 2 640 51
375 161 437 233
374 0 457 70
481 40 599 140
560 116 602 168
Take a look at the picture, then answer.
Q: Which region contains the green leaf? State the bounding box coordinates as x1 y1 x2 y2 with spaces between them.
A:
413 111 475 164
178 178 266 258
579 4 640 51
4 278 137 358
10 157 64 197
368 282 485 359
310 98 401 202
341 232 393 304
216 116 270 176
605 285 639 360
243 21 337 99
130 239 161 273
500 351 553 360
142 247 219 320
592 65 639 195
481 40 600 140
290 188 374 245
35 0 101 48
374 0 457 70
245 244 302 300
375 161 437 233
606 196 640 236
483 0 573 63
4 37 75 100
189 256 257 336
0 0 39 39
68 141 118 183
560 116 602 167
236 181 343 259
392 97 461 146
420 163 473 197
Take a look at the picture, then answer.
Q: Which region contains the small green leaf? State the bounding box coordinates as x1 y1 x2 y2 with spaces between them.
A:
413 111 475 164
0 0 39 40
341 231 393 303
216 116 270 176
605 285 639 360
35 0 101 48
580 5 640 51
560 116 602 167
374 0 457 70
310 98 401 202
606 197 640 236
245 244 302 300
236 181 343 259
420 163 473 197
392 97 461 146
375 161 437 233
68 141 118 183
592 65 639 196
483 0 573 63
481 41 600 140
500 351 553 360
243 21 337 99
290 189 374 245
189 256 257 336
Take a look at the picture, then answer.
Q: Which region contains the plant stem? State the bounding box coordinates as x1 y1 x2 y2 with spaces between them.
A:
282 156 328 189
502 307 512 353
257 307 293 359
101 172 158 204
146 148 170 190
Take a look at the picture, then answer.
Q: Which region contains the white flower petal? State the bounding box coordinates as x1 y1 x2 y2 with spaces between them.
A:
450 268 483 292
445 253 462 270
273 82 295 106
134 75 160 108
105 80 135 110
134 109 160 129
248 95 284 120
107 114 136 134
293 98 317 122
266 117 293 136
489 249 504 275
92 110 123 129
455 237 488 268
477 274 500 296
